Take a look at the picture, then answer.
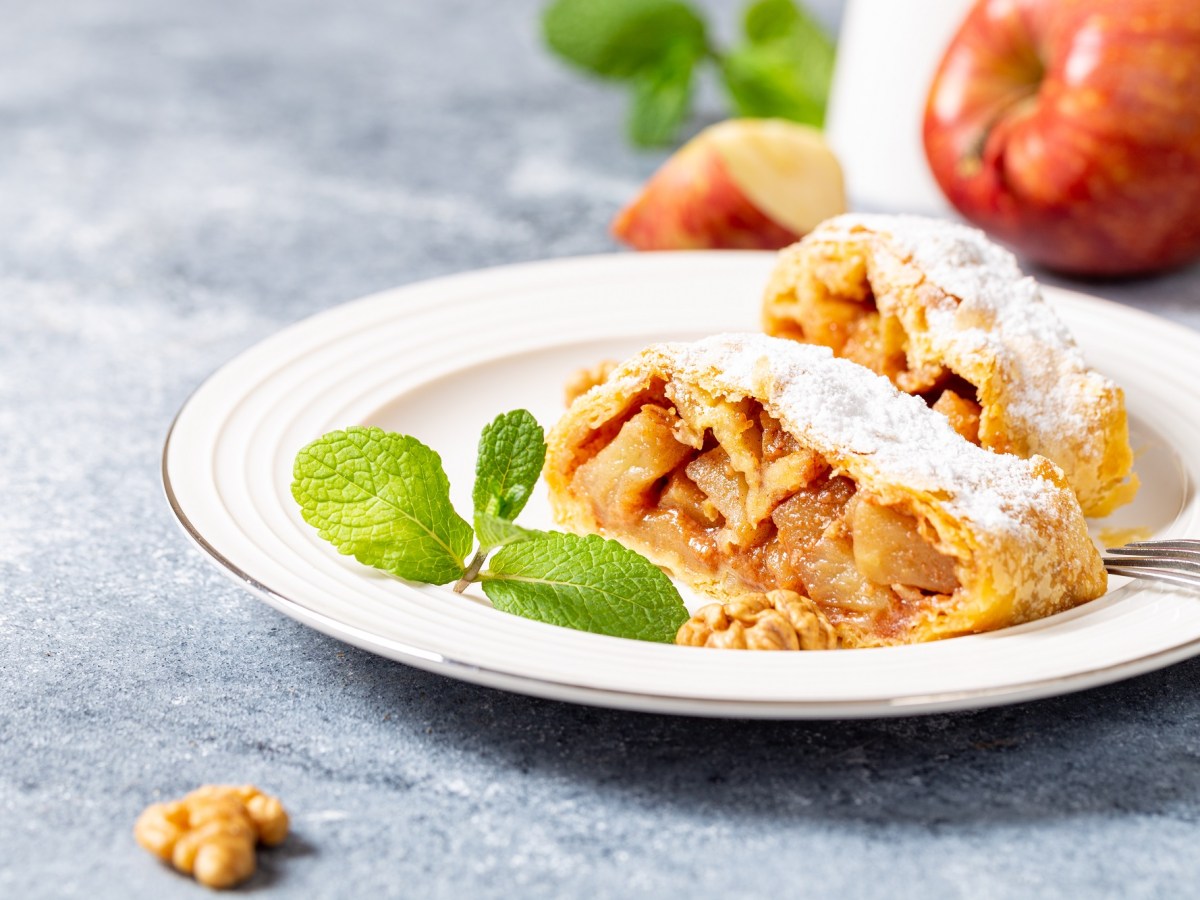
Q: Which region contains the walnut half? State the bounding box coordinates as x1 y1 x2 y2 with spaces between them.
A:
134 784 289 890
676 590 839 650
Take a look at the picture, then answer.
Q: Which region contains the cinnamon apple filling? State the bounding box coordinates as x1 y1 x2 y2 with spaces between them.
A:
571 393 962 640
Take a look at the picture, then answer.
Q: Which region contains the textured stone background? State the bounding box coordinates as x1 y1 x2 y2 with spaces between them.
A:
4 1 1200 897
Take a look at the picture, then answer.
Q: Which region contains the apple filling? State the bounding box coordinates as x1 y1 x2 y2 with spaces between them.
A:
571 392 962 640
767 259 983 444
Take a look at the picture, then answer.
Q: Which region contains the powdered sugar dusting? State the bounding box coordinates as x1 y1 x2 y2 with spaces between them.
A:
818 214 1110 440
658 334 1060 536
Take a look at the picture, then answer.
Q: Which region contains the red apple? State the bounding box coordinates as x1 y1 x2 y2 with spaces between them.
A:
923 0 1200 276
612 119 846 251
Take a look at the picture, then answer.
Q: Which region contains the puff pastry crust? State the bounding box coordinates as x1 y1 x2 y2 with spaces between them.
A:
545 334 1107 648
762 214 1137 518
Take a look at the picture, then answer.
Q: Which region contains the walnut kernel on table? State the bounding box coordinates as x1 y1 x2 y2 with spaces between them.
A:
134 785 288 890
676 590 839 650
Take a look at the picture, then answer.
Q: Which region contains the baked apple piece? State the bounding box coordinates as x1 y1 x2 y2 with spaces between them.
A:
762 214 1137 518
546 334 1107 648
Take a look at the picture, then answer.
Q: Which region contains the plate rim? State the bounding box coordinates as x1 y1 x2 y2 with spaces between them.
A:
161 250 1200 719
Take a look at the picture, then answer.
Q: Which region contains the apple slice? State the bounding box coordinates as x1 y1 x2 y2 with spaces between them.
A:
612 119 847 251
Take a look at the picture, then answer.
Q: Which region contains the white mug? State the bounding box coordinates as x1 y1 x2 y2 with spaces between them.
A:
826 0 976 213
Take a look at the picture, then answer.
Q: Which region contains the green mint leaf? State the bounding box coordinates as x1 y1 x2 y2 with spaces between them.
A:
628 43 698 147
743 0 801 43
542 0 708 80
480 532 688 643
472 409 545 526
723 0 834 126
292 427 474 585
475 513 542 552
721 39 831 126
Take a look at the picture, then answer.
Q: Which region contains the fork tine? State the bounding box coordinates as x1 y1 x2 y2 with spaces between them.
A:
1117 539 1200 551
1105 548 1200 569
1102 555 1200 576
1103 564 1200 590
1107 543 1200 563
1101 539 1200 591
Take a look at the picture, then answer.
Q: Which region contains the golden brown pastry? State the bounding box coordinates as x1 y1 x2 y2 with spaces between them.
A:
545 334 1107 648
762 214 1137 517
564 359 618 407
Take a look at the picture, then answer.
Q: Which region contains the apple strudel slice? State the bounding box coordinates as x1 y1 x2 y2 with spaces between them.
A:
545 334 1106 648
762 214 1137 518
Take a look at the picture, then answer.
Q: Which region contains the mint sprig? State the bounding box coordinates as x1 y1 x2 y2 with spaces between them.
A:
541 0 834 147
472 409 545 540
474 513 540 553
542 0 708 81
722 0 834 126
292 428 473 585
292 411 689 643
483 533 685 643
628 43 699 148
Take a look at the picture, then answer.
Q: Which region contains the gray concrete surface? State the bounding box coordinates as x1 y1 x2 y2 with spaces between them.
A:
4 1 1200 897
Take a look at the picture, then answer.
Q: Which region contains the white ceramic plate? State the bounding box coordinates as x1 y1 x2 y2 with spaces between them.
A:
164 253 1200 718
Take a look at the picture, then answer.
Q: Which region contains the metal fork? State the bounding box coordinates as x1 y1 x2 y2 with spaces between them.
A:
1103 540 1200 590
